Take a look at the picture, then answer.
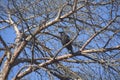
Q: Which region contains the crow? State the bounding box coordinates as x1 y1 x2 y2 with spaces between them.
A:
59 32 73 53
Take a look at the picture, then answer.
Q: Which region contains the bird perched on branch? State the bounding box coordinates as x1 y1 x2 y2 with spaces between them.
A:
59 32 73 53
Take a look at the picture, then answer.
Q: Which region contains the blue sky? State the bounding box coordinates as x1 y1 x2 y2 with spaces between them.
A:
0 0 120 80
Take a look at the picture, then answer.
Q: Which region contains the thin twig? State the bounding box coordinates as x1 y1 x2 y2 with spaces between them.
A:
80 16 118 51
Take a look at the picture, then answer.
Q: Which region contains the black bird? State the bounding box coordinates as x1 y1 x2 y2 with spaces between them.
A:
59 32 73 53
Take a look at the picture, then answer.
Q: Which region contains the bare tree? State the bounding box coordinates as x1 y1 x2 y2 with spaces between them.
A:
0 0 120 80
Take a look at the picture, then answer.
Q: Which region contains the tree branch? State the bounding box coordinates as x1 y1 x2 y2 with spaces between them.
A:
14 45 120 79
80 16 118 51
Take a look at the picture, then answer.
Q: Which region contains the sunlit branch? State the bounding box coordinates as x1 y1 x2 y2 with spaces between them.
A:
14 45 120 79
80 16 118 51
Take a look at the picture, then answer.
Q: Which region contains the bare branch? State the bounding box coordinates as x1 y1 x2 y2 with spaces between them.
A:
55 2 68 20
81 45 120 54
72 0 78 11
0 36 12 60
14 45 120 79
80 16 118 51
